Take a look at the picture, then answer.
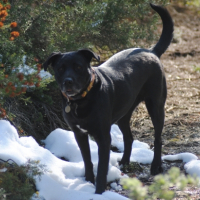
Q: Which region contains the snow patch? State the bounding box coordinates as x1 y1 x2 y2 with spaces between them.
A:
162 153 198 163
184 160 200 177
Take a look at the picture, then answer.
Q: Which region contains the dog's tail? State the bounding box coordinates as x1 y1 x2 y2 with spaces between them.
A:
150 3 174 58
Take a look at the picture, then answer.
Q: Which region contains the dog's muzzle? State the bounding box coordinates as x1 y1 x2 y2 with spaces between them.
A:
63 77 73 86
62 77 78 97
61 68 95 100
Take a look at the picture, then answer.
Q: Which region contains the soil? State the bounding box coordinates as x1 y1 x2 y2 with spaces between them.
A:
113 3 200 199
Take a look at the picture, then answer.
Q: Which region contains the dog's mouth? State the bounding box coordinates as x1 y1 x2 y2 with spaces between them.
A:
66 90 77 97
64 89 78 97
61 73 92 98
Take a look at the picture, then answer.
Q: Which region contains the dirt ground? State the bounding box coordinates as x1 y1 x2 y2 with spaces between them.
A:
115 3 200 199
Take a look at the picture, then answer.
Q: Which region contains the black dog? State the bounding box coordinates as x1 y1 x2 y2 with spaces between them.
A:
43 3 173 194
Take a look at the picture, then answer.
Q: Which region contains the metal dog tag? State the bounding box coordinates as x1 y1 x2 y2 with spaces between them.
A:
65 105 71 113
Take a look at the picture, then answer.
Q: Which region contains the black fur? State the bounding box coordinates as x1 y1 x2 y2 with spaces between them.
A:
43 4 173 194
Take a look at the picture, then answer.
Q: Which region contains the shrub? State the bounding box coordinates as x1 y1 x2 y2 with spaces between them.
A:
121 167 199 200
0 0 45 121
0 188 6 200
0 159 48 200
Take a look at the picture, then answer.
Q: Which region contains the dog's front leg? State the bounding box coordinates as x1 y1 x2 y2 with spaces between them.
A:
94 131 111 194
74 132 95 184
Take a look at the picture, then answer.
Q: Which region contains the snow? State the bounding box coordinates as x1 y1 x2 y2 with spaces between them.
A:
39 69 52 79
111 125 150 152
0 120 200 200
162 152 200 180
17 65 52 80
184 160 200 177
43 124 154 167
11 56 51 79
110 182 122 191
0 167 7 172
10 55 52 83
162 153 198 163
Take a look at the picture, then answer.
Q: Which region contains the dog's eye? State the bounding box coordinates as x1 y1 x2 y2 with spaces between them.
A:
75 65 82 71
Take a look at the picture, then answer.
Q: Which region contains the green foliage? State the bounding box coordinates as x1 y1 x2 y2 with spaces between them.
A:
176 0 200 7
0 1 54 118
185 0 200 7
6 0 169 60
121 162 143 173
0 188 6 200
122 178 148 200
194 65 200 72
0 160 48 200
121 167 199 200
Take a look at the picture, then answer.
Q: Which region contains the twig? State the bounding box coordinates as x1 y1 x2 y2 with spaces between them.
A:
0 158 18 166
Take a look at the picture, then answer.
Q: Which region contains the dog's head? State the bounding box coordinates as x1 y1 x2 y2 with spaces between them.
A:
43 49 100 97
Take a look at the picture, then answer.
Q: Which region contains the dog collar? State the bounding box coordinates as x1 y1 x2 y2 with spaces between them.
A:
81 70 95 98
61 68 95 107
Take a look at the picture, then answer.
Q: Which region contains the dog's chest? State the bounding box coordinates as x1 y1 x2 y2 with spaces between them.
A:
63 101 93 130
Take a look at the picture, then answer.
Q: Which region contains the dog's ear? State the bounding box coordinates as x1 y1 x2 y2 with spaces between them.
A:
43 52 62 71
77 49 100 63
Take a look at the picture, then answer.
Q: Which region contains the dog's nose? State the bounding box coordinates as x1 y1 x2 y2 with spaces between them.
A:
63 78 74 86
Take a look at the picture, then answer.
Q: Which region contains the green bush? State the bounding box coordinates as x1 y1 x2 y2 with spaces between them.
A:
6 0 169 59
121 167 199 200
121 162 143 173
0 159 47 200
185 0 200 7
0 188 6 200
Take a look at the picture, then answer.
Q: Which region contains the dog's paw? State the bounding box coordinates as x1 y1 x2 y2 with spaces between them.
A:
95 177 106 194
118 159 129 167
85 173 95 184
95 187 105 194
150 165 163 175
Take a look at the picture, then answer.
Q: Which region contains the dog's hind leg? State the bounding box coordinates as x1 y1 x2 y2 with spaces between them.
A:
118 111 133 166
145 98 165 175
